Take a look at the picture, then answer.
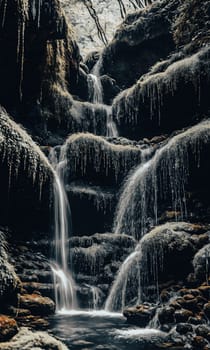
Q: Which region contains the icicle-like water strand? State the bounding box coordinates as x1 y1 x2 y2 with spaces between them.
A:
49 146 77 312
105 244 142 312
114 120 210 240
88 58 118 137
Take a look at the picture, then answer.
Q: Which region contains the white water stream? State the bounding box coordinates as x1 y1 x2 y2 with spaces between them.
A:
88 59 118 137
50 146 77 312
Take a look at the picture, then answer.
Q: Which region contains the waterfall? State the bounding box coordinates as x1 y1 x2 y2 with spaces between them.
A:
87 58 118 137
49 146 77 312
113 120 210 239
105 244 142 312
88 73 103 104
106 120 210 311
88 285 100 310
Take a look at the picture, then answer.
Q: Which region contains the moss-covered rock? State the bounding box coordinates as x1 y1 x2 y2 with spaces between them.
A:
63 132 148 186
113 47 210 140
0 106 53 234
193 244 210 282
0 231 20 309
99 0 177 89
139 222 208 299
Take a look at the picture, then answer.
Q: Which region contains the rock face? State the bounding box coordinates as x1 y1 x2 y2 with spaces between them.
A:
0 107 53 235
0 0 80 142
99 0 210 91
100 0 177 89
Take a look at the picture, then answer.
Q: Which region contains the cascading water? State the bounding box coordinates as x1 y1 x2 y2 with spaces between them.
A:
105 245 142 312
87 73 103 104
49 146 77 312
88 58 118 137
106 120 210 311
114 120 210 239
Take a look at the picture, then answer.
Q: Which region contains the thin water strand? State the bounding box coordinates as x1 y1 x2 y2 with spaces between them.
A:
49 146 77 311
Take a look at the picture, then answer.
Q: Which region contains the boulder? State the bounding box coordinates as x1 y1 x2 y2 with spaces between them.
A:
174 309 193 323
158 306 175 325
0 327 68 350
139 223 202 297
0 316 18 342
19 294 55 316
123 304 156 327
176 323 193 335
193 244 210 281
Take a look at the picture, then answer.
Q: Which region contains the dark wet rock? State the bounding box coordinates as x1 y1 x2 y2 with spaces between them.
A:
203 302 210 319
198 286 210 299
19 294 55 316
193 244 210 281
192 335 208 349
67 182 117 235
176 323 193 335
188 316 205 325
0 315 18 342
196 325 210 341
174 309 193 323
158 306 175 325
84 51 100 71
100 0 177 90
123 304 156 327
160 289 171 303
100 75 121 105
